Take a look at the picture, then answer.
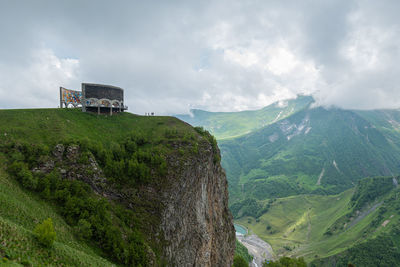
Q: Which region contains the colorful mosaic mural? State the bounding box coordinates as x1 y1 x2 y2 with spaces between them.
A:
100 99 111 107
61 87 82 107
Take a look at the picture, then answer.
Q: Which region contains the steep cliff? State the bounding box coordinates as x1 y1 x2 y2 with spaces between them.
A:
0 108 235 266
161 137 235 266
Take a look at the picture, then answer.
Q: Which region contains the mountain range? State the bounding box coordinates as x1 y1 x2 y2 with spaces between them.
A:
221 105 400 202
178 96 400 200
176 95 400 265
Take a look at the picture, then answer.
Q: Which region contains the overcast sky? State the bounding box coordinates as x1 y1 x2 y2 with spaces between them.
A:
0 0 399 114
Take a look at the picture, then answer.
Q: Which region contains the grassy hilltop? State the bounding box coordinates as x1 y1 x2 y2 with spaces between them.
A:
0 108 194 145
0 108 215 266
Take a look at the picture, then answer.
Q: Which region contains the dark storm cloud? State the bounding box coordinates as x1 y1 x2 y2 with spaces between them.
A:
0 0 399 113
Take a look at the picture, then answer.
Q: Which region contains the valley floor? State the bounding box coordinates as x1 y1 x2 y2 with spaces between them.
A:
235 186 400 265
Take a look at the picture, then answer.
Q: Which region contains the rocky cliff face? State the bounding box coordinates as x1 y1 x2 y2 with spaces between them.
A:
161 140 235 267
37 138 235 266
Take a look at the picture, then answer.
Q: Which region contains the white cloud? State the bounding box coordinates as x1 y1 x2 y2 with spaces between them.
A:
224 48 259 68
0 48 80 108
0 0 400 113
265 47 297 75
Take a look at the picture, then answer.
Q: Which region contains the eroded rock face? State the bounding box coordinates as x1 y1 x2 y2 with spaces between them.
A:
161 142 235 267
36 141 235 266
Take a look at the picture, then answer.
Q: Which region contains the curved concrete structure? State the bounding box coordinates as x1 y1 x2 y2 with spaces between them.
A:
81 83 128 115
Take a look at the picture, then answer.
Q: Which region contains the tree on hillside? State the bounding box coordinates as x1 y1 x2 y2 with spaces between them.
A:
34 218 56 247
233 255 249 267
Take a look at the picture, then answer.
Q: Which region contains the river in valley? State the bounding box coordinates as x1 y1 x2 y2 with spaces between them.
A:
234 224 274 267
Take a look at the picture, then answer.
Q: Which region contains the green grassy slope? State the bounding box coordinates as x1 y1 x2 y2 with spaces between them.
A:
0 108 207 266
355 109 400 147
236 190 354 261
221 107 400 202
175 95 313 140
0 153 114 266
237 177 400 264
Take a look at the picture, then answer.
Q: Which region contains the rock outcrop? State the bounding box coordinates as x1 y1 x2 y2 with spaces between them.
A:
35 138 235 266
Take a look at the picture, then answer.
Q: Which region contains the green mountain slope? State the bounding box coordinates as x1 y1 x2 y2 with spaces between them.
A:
354 109 400 145
220 107 400 202
175 95 313 140
237 176 400 265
